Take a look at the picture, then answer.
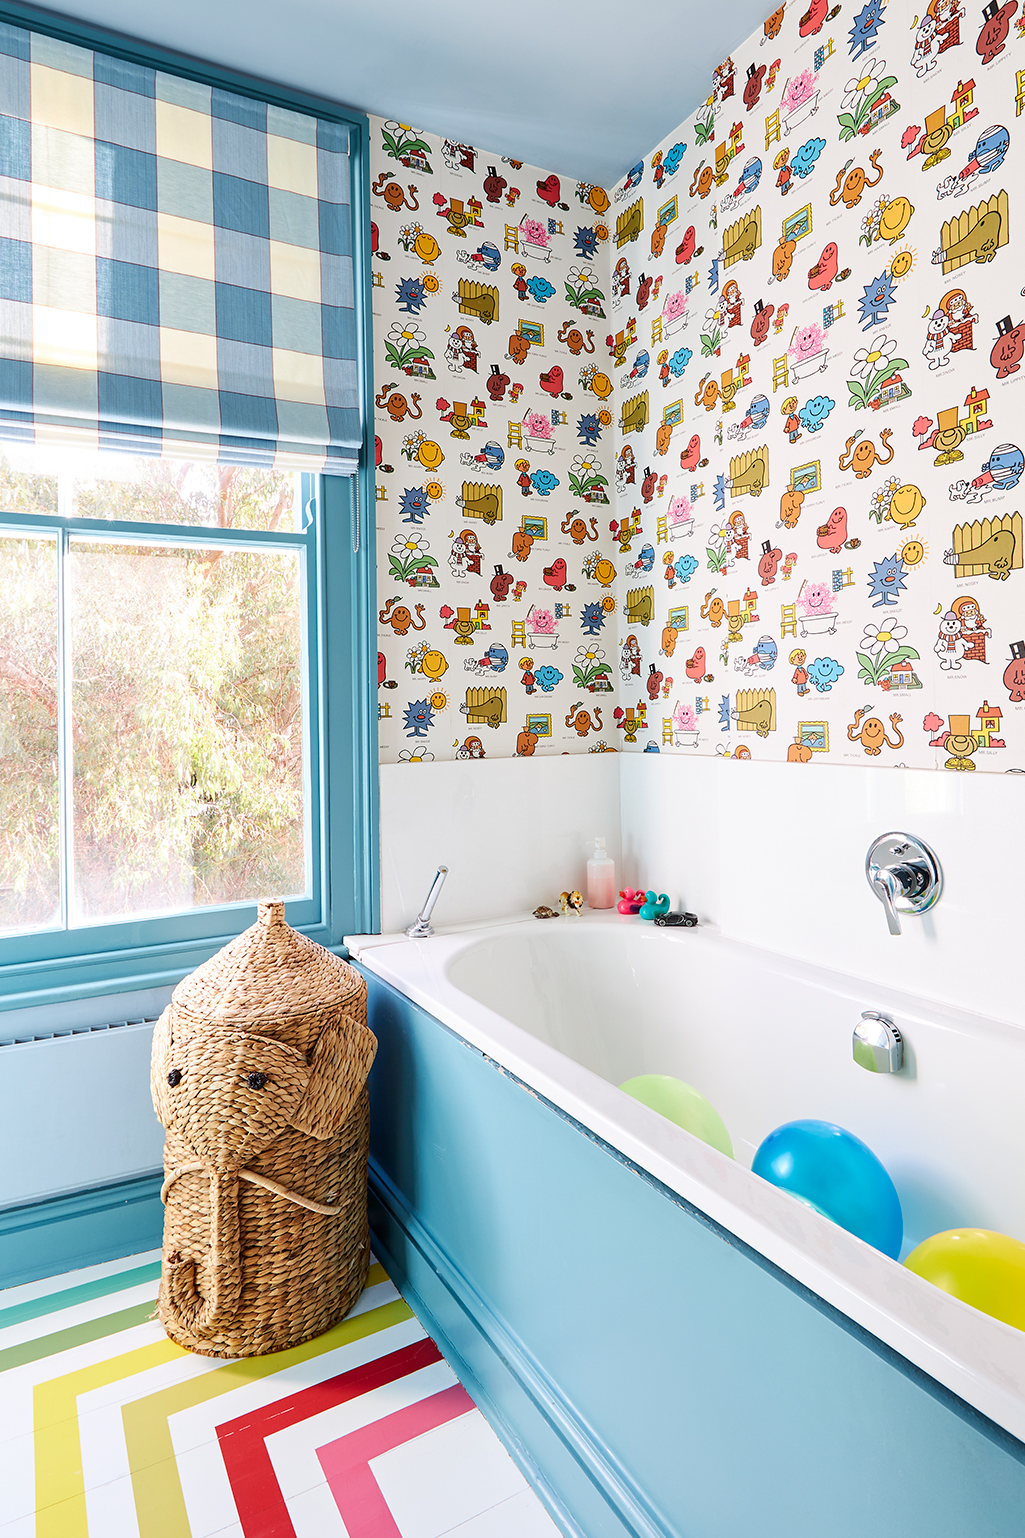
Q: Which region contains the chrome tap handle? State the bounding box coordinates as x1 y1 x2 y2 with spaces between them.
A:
405 866 448 939
865 833 942 938
870 869 902 936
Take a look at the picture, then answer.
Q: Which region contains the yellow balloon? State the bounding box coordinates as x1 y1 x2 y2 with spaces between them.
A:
879 196 913 244
904 1229 1025 1331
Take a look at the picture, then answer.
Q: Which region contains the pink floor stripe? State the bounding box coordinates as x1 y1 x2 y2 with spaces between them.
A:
317 1383 475 1537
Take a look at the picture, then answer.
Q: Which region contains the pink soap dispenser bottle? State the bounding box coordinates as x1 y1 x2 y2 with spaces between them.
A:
586 837 616 910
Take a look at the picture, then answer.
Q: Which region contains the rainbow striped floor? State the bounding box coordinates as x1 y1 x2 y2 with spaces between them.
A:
0 1251 561 1538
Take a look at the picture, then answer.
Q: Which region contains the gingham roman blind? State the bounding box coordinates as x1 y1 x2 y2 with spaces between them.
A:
0 22 361 473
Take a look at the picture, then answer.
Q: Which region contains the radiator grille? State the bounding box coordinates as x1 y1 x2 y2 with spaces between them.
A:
0 1018 159 1048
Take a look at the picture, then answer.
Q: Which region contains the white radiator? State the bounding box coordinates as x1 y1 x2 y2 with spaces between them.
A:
0 1017 166 1207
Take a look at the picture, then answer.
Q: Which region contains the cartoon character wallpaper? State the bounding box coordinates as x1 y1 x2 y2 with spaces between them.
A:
374 8 1024 771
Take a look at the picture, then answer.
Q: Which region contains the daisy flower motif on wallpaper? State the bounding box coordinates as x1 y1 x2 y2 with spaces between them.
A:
572 645 613 691
384 321 436 376
564 264 607 315
869 474 901 523
705 521 734 574
380 121 434 172
847 333 908 411
837 57 898 140
857 619 921 686
568 455 610 502
389 531 438 584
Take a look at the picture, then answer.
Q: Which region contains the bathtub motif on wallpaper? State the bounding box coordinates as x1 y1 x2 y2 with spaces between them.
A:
374 0 1025 771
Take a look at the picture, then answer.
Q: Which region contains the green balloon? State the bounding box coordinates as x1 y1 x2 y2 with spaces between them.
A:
619 1074 734 1158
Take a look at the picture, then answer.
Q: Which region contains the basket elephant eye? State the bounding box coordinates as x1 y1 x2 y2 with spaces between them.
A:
247 1072 268 1090
167 1069 182 1087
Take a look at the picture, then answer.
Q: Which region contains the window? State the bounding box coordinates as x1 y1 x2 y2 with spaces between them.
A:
0 450 376 1005
0 13 376 1010
2 450 312 926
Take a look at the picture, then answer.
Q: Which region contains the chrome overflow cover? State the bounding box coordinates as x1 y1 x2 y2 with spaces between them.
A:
853 1010 903 1074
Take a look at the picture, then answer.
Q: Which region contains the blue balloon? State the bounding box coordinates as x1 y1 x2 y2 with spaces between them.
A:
752 1119 903 1258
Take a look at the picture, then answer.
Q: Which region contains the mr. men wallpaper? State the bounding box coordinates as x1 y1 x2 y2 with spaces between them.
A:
372 127 621 763
605 0 1024 772
374 0 1025 773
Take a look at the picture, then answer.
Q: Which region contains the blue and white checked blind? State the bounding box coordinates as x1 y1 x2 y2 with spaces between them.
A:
0 23 361 473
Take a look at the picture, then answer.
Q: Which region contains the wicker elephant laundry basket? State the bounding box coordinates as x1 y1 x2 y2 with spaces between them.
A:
150 901 376 1358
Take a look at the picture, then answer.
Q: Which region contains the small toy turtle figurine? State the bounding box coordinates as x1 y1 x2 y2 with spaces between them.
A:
560 890 584 915
533 904 559 919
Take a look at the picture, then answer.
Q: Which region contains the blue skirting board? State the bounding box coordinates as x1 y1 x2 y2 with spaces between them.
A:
361 966 1025 1538
0 1171 163 1289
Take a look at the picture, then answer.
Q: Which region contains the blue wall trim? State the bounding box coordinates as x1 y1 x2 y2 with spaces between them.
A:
0 1171 163 1289
363 968 1025 1538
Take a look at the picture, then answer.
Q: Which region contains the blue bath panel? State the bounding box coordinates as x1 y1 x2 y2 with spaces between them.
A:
361 968 1025 1538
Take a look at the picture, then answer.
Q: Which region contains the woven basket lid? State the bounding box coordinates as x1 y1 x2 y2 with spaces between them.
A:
170 901 363 1025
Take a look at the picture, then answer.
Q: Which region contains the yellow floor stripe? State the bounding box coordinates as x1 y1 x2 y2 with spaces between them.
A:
127 1289 409 1538
34 1337 185 1538
32 1267 407 1538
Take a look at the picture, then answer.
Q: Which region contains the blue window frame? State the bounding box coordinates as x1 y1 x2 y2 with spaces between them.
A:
0 3 376 1011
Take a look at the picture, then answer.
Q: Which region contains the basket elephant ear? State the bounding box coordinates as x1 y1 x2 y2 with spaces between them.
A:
291 1019 378 1140
150 1005 174 1126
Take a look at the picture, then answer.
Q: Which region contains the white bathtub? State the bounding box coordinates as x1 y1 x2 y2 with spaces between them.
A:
350 910 1025 1443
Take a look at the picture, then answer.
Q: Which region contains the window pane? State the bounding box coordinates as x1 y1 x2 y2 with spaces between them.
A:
72 460 302 531
69 538 306 921
0 532 60 933
0 446 301 531
0 450 59 516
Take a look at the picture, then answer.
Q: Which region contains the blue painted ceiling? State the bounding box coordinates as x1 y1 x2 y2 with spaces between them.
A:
44 0 778 185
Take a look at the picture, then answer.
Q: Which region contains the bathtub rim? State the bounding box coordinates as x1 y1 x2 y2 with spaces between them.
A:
348 910 1025 1446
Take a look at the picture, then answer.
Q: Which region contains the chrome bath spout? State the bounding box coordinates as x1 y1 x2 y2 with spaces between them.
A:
405 866 448 938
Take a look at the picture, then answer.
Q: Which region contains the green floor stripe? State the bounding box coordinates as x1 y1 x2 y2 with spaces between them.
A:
0 1300 157 1374
0 1263 161 1334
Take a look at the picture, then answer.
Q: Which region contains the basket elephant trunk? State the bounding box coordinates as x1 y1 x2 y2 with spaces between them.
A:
164 1169 241 1338
151 901 376 1358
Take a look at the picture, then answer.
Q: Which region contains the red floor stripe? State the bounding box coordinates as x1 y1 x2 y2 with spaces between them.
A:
216 1336 442 1538
318 1384 476 1538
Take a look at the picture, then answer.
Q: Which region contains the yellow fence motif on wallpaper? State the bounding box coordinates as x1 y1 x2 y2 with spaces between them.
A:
616 200 643 248
946 511 1022 579
461 687 508 727
723 206 762 268
625 585 655 626
455 280 500 324
457 482 503 523
729 446 769 498
936 190 1008 276
620 390 649 435
734 688 776 737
